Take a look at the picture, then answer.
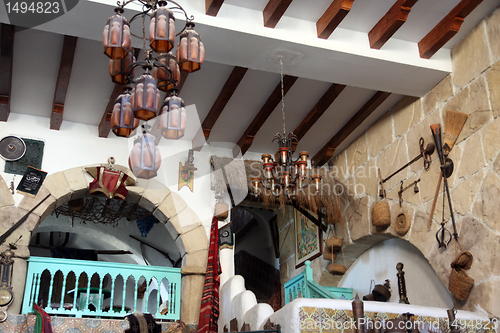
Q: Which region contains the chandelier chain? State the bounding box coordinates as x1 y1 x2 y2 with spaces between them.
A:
280 56 286 137
142 14 147 59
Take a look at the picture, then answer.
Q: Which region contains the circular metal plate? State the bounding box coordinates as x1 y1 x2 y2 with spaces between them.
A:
0 136 26 161
0 288 13 307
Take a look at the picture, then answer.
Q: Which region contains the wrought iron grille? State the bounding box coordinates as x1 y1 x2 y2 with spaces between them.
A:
53 195 154 227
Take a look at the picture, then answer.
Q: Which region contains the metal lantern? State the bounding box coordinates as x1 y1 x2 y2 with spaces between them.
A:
156 89 186 140
128 131 161 179
153 52 180 92
176 23 205 73
109 51 135 84
103 9 131 60
149 2 175 53
130 72 161 121
111 89 139 138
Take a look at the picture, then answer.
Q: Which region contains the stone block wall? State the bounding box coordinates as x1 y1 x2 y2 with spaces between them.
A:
309 7 500 317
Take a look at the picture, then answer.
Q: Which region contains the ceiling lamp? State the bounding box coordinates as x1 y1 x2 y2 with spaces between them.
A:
252 57 321 197
111 88 140 138
103 0 204 126
154 89 186 140
129 125 161 179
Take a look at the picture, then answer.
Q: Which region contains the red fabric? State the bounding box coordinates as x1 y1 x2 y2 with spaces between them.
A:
197 216 221 333
33 304 53 333
88 167 129 200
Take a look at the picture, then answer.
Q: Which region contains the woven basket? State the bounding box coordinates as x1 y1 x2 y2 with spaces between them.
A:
323 251 337 261
394 212 411 235
449 268 474 300
215 202 229 221
451 251 473 270
327 263 346 275
324 236 343 250
372 200 390 229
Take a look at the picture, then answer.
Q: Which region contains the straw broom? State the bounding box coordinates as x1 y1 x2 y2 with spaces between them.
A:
427 110 468 229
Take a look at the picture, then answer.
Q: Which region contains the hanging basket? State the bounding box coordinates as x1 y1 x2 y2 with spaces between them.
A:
324 236 343 250
323 251 337 261
449 267 474 300
327 263 346 275
451 251 473 270
215 202 229 221
372 200 390 229
394 212 411 235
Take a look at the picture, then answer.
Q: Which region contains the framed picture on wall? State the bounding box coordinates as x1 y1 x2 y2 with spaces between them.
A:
295 208 322 268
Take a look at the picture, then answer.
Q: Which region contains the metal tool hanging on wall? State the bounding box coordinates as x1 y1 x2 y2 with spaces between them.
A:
380 137 434 190
398 178 420 206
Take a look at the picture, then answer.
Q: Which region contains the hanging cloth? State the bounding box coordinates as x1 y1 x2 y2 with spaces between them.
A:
197 216 222 333
33 304 53 333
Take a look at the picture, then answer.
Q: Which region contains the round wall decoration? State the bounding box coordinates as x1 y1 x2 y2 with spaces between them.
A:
0 136 26 161
394 212 411 235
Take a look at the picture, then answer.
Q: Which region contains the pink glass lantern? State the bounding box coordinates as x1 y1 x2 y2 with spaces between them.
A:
156 89 186 140
251 178 261 196
109 52 135 84
176 23 205 73
149 2 175 53
130 72 161 121
111 89 139 138
153 52 181 92
128 132 161 179
103 9 131 60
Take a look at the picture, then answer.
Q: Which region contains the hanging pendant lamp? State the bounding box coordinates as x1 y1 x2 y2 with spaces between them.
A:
130 69 161 121
103 8 132 60
155 89 186 140
128 126 161 179
153 52 180 92
111 88 139 138
149 1 175 53
176 23 205 73
109 51 136 84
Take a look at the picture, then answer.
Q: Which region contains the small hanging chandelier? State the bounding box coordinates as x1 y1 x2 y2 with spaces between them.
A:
252 57 321 197
128 125 161 179
102 0 205 136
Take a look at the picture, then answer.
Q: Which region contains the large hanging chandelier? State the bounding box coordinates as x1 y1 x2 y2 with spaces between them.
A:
252 57 321 197
102 0 204 138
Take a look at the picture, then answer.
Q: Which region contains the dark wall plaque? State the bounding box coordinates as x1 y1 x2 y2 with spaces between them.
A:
16 166 47 197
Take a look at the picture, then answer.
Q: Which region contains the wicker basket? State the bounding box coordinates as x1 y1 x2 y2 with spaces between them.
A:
327 263 346 275
215 202 229 221
372 200 391 229
394 212 411 235
449 268 474 300
451 251 473 270
323 251 337 261
324 236 343 250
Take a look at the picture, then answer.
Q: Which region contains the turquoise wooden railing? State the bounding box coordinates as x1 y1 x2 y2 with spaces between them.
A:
21 257 181 320
283 261 353 304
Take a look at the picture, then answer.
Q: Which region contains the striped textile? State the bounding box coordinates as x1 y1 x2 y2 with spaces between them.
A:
197 216 221 333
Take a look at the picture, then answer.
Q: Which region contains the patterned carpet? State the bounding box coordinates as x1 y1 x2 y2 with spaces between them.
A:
0 315 198 333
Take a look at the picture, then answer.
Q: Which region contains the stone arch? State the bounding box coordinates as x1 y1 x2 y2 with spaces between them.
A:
0 165 208 324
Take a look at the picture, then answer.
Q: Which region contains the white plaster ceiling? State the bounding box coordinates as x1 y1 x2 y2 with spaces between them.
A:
1 0 500 163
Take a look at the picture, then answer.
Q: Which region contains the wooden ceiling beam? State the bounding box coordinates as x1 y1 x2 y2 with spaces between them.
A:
192 66 248 150
233 75 298 157
316 0 355 39
263 0 294 28
368 0 419 49
0 24 15 122
206 0 224 16
418 0 484 59
291 83 346 151
50 35 78 130
312 91 391 167
98 83 125 138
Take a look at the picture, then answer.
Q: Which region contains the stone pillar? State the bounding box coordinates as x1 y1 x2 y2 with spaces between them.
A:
180 272 206 325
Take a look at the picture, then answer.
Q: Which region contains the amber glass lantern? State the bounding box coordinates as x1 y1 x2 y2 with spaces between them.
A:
176 23 205 73
109 52 135 84
130 71 161 121
128 130 161 179
153 52 180 92
111 89 139 138
149 2 175 53
103 8 131 60
155 89 186 140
